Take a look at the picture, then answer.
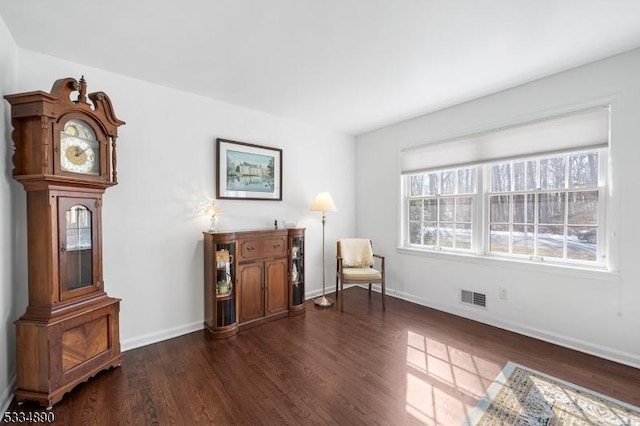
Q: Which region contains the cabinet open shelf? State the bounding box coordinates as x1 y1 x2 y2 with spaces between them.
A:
216 293 233 300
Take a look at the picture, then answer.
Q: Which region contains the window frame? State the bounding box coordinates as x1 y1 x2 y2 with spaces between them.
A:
405 166 478 253
402 148 609 270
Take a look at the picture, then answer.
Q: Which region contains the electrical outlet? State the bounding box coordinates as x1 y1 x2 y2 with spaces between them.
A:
499 287 508 300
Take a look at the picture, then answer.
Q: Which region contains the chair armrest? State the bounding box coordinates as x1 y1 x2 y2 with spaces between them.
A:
373 253 385 274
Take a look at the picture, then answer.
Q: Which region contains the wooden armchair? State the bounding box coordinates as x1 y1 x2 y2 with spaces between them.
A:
335 239 385 311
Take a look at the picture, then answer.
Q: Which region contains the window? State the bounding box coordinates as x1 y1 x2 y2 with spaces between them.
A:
400 106 610 270
403 148 607 268
487 150 602 264
408 167 476 250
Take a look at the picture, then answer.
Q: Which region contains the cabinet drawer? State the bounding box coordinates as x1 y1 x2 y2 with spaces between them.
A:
239 236 287 260
264 236 287 258
239 239 262 260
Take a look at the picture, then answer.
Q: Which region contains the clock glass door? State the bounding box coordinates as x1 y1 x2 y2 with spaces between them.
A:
65 205 93 290
59 197 101 301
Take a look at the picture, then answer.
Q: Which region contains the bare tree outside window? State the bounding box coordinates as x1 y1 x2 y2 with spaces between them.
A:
488 150 600 262
407 166 475 250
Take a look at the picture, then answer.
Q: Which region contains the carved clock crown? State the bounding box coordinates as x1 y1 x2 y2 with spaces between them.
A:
4 76 125 188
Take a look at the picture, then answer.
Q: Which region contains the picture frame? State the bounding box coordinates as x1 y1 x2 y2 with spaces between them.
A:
216 138 282 201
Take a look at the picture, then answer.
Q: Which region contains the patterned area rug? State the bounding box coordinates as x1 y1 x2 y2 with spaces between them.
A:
465 361 640 425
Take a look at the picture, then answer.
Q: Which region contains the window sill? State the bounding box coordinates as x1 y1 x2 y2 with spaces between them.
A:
396 246 619 282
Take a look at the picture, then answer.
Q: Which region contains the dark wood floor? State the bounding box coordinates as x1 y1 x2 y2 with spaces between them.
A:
5 287 640 425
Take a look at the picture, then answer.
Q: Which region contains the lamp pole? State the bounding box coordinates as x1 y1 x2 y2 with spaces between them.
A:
314 210 333 307
309 192 337 308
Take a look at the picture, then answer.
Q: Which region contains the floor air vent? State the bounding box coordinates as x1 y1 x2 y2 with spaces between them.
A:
461 289 487 308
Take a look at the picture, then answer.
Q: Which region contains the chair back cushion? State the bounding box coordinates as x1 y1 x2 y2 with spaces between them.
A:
339 238 374 267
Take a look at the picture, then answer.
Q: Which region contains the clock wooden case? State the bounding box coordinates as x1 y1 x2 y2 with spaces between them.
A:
4 77 125 408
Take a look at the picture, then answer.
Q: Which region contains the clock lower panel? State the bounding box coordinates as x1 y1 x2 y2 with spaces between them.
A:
14 297 121 408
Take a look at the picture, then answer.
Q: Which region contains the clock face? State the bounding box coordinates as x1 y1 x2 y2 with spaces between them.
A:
60 120 100 175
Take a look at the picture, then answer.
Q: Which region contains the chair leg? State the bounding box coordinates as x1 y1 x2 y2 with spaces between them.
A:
340 280 344 311
368 283 372 297
381 279 386 311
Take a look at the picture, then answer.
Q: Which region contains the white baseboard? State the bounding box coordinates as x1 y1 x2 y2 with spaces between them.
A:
120 286 345 351
1 375 16 414
121 321 203 352
119 285 349 351
305 288 324 299
389 288 640 370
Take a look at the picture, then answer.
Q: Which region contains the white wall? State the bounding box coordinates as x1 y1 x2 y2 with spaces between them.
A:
0 14 18 413
356 48 640 368
8 51 355 353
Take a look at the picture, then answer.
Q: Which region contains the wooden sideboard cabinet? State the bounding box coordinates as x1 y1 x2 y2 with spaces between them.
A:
203 228 305 338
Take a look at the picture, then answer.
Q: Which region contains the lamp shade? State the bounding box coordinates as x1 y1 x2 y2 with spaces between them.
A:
309 192 337 212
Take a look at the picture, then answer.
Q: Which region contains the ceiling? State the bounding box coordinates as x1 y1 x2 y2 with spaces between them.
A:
2 1 640 135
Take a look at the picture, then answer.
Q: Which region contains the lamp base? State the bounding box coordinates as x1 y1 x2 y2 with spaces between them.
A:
314 295 334 308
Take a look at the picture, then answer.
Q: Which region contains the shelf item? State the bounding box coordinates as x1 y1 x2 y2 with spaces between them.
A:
288 228 306 313
203 228 306 338
216 249 233 296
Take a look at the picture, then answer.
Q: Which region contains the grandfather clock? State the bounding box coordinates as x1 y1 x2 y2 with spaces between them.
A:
4 77 125 408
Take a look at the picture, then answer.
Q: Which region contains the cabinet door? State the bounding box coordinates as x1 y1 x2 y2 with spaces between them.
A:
289 232 305 308
238 263 264 323
265 258 287 315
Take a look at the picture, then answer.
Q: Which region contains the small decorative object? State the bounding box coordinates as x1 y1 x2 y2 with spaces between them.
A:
292 246 300 259
216 138 282 201
208 201 220 232
309 192 338 307
274 219 278 229
216 249 231 264
283 220 298 228
215 249 232 296
292 263 299 282
216 279 231 296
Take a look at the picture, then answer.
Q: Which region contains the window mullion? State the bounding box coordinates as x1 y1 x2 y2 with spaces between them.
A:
563 157 570 260
563 190 569 260
534 158 541 259
598 148 607 263
508 194 513 255
476 165 486 255
419 197 424 246
475 165 481 254
435 195 440 247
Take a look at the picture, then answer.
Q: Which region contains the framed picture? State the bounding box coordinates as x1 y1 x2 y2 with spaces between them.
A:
216 138 282 201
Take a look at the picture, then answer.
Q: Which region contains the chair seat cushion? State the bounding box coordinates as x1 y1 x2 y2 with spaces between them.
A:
342 267 382 281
